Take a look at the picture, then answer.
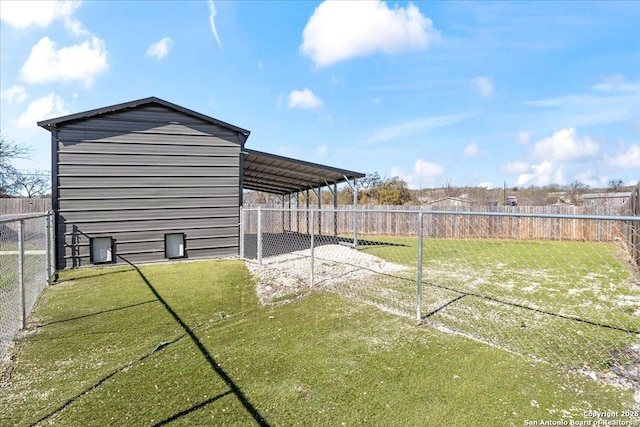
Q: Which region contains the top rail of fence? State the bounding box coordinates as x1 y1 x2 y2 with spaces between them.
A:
0 211 52 224
243 206 640 222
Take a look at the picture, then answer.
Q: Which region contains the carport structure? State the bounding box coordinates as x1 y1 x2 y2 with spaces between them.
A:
38 95 364 269
242 149 365 238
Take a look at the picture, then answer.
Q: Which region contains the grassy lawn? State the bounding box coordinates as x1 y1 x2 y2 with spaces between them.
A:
349 236 640 369
0 259 637 426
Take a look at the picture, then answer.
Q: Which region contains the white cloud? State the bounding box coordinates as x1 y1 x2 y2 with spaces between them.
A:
0 0 80 28
604 145 640 169
301 0 440 67
572 168 600 188
17 93 68 129
0 0 89 36
477 182 493 189
463 143 482 157
524 83 639 129
20 36 109 87
288 88 323 110
365 113 474 143
593 74 640 93
315 145 328 157
208 0 223 51
531 128 598 161
516 161 564 187
517 130 531 145
146 37 174 60
503 161 530 175
472 76 493 97
1 85 28 104
391 158 444 189
64 16 89 36
414 158 444 178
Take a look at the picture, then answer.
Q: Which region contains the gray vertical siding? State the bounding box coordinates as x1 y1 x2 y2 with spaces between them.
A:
54 105 243 269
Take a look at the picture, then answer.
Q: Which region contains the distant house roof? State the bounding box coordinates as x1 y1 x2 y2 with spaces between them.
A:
423 197 472 206
581 192 631 200
38 96 364 196
581 192 631 207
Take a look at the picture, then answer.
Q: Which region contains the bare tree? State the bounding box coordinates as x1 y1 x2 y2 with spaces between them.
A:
8 169 51 198
358 171 383 192
566 180 590 205
608 179 624 191
442 178 457 197
1 132 32 197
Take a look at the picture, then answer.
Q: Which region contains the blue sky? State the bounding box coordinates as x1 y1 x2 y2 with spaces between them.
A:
1 0 639 190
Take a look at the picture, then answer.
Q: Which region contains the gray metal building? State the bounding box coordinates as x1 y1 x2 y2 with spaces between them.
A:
39 97 363 269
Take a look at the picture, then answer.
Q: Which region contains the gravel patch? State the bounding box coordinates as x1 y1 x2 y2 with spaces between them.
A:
244 244 409 304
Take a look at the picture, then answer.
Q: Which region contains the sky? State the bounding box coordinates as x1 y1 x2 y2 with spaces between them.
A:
1 0 639 190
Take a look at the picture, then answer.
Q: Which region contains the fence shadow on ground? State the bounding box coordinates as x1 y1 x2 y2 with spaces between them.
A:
29 257 271 426
118 257 270 427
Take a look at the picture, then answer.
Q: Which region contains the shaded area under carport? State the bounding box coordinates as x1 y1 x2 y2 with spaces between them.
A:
242 232 404 260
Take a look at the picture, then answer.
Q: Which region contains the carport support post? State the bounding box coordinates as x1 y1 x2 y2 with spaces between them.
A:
333 183 338 237
416 211 424 321
18 219 26 328
305 190 310 234
288 194 292 232
280 195 285 233
310 208 315 287
353 177 358 247
317 188 322 235
257 206 263 265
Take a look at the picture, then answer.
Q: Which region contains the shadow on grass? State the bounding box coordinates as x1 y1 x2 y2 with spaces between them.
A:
52 266 137 284
119 257 270 427
420 280 640 335
29 333 187 426
35 299 158 328
30 259 270 427
151 390 233 426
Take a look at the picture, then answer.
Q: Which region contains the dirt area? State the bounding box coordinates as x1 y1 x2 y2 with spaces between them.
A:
244 244 408 304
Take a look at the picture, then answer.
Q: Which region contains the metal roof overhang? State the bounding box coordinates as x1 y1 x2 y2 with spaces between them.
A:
243 149 365 195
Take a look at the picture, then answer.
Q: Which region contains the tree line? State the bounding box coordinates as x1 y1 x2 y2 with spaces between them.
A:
244 171 635 207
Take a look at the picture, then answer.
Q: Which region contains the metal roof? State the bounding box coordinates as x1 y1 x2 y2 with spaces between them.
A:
37 96 251 137
37 96 364 196
243 149 365 195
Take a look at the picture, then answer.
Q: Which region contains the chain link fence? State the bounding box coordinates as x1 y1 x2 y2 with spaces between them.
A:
0 212 54 359
243 206 640 385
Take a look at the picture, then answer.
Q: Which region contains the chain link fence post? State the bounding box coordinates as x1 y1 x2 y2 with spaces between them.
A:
310 208 315 287
257 206 263 265
46 212 52 285
239 206 245 259
416 211 424 321
18 220 26 329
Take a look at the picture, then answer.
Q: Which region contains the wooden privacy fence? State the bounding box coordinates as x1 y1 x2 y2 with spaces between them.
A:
0 198 52 215
252 206 633 244
620 182 640 267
